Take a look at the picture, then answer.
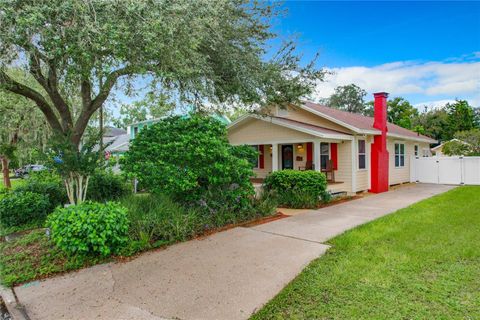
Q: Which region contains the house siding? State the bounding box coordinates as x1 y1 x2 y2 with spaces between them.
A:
228 118 317 145
279 106 353 134
335 140 353 193
387 139 430 185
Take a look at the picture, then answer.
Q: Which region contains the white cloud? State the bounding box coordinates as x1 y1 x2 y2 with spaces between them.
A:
309 56 480 108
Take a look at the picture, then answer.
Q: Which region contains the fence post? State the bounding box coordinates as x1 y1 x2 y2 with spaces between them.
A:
460 156 464 185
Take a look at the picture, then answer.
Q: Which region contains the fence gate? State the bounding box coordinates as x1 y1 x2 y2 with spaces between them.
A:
410 156 480 185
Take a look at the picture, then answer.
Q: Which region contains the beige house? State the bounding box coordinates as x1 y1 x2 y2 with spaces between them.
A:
228 93 436 195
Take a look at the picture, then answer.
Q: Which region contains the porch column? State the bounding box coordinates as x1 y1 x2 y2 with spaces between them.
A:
272 143 279 172
313 140 321 172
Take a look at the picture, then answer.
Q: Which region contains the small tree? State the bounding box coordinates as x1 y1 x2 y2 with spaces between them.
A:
45 134 104 205
122 114 256 211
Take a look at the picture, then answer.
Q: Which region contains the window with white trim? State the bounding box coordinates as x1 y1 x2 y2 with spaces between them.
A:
395 143 405 167
320 142 330 170
358 140 366 169
251 145 259 168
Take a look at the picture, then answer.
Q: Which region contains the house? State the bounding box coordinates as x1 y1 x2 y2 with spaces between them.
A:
127 115 231 140
431 139 470 157
227 92 436 195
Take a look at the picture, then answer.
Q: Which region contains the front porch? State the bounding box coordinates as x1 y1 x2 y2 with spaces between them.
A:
249 140 352 194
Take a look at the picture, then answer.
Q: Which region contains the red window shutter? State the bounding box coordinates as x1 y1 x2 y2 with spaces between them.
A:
306 142 313 162
331 143 338 170
259 145 265 169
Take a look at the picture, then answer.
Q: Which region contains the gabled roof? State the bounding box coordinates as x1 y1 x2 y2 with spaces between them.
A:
228 114 353 140
301 101 437 143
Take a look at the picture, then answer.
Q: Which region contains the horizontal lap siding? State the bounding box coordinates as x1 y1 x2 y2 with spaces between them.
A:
335 141 353 193
228 118 316 145
282 107 353 134
388 139 426 185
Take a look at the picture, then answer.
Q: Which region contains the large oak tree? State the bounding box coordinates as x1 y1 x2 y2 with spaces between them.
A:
0 0 324 148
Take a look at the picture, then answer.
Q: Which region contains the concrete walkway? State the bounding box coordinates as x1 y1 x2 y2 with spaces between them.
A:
14 184 453 320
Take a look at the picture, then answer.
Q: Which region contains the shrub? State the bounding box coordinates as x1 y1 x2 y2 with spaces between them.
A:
121 194 200 246
0 191 50 227
263 170 330 208
46 202 129 256
122 114 255 213
87 170 131 202
15 171 67 212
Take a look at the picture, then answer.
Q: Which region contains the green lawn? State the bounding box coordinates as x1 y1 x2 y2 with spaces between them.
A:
0 177 25 191
252 186 480 319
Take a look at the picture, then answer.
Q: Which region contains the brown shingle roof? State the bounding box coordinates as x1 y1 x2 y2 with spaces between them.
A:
271 116 353 137
302 101 436 142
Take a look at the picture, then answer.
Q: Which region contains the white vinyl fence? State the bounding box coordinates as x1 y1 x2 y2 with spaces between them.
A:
410 156 480 185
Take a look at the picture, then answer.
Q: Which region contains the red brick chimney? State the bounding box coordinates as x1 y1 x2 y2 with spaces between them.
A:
370 92 389 193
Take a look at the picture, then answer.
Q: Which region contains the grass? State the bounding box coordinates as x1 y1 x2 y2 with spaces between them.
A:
251 186 480 320
0 178 25 191
0 230 104 287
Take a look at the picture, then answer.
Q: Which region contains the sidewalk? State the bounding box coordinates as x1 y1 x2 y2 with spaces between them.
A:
14 184 453 320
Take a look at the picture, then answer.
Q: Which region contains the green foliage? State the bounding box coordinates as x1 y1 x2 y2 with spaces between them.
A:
443 129 480 156
0 0 324 151
0 230 102 287
113 92 175 129
445 100 476 138
121 194 201 248
15 171 67 212
87 170 131 202
46 202 129 256
327 84 367 114
264 170 330 209
0 191 49 227
122 115 256 213
387 97 419 129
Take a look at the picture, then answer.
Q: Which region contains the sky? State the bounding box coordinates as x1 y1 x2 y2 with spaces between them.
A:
273 1 480 109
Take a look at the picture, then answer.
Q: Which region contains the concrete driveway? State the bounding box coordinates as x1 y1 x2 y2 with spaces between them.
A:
14 184 453 320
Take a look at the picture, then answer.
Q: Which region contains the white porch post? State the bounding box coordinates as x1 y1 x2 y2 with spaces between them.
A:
313 140 321 172
351 136 357 193
272 143 279 172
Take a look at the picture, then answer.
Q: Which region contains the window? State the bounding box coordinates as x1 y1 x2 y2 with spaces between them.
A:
320 142 330 170
395 143 405 167
251 145 259 168
133 126 138 136
358 140 366 169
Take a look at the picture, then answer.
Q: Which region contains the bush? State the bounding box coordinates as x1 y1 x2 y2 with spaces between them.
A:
15 171 67 212
121 194 200 246
263 170 330 208
0 191 50 227
87 170 131 202
46 202 129 256
122 114 255 213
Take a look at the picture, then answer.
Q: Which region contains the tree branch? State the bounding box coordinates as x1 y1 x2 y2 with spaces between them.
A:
28 48 73 130
0 70 63 133
72 66 134 145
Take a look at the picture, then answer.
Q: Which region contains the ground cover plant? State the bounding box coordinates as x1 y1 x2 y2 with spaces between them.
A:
263 170 331 208
251 186 480 319
0 230 103 287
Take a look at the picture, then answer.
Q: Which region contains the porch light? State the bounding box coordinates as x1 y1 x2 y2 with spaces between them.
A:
297 144 304 151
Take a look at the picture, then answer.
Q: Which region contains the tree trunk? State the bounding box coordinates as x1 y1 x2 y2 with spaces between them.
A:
1 157 11 189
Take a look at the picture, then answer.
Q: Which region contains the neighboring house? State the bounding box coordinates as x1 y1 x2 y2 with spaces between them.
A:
127 114 231 140
103 126 129 157
431 139 469 157
227 92 436 195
